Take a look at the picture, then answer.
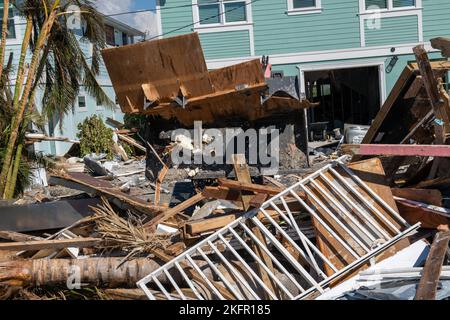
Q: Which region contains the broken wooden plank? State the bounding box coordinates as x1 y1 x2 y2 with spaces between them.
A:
394 197 450 219
414 176 450 189
395 198 449 229
342 144 450 157
50 172 165 216
117 133 146 153
403 75 423 99
185 209 280 236
0 231 43 242
202 186 242 202
143 193 205 231
391 188 443 207
249 193 268 209
415 230 450 300
154 165 169 206
218 178 306 200
232 154 254 211
414 45 450 139
0 237 103 251
431 37 450 57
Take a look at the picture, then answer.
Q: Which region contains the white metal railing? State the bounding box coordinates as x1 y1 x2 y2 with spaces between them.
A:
137 157 420 300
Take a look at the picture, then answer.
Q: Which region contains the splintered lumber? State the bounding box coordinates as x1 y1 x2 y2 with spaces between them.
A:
185 209 280 236
232 154 254 211
414 176 450 189
143 193 205 231
414 45 450 137
218 178 307 200
0 258 163 288
0 231 43 242
415 231 450 300
104 289 149 300
395 198 449 229
431 37 450 58
0 237 103 252
342 144 450 157
50 172 165 216
394 197 450 220
117 133 146 152
202 186 242 202
249 193 269 209
391 188 443 207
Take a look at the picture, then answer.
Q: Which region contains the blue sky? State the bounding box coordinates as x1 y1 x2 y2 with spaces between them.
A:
94 0 157 36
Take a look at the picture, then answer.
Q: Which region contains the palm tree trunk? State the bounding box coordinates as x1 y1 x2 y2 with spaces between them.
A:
0 258 163 288
0 0 10 82
12 15 32 110
3 142 23 199
0 6 58 197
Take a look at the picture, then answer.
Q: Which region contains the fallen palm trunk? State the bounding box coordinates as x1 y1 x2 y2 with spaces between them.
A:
0 258 163 288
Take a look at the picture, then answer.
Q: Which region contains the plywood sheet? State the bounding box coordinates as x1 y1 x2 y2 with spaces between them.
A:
101 33 213 113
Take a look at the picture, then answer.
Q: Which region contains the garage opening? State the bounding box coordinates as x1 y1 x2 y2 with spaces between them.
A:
304 66 381 141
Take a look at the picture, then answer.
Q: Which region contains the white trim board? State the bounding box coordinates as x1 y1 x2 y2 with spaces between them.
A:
286 0 322 16
155 0 163 39
205 42 439 69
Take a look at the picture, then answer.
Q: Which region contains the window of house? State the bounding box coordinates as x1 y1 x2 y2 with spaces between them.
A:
196 0 248 26
0 5 16 39
78 96 87 110
105 25 115 46
364 0 417 10
287 0 322 15
122 32 128 45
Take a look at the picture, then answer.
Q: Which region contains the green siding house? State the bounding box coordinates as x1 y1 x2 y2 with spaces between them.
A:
155 0 450 127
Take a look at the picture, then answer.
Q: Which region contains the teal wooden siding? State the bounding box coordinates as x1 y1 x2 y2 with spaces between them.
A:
252 0 360 55
365 15 419 47
199 30 251 59
160 0 195 36
423 0 450 41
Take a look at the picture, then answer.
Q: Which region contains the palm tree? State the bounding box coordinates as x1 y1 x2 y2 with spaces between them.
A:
0 0 115 198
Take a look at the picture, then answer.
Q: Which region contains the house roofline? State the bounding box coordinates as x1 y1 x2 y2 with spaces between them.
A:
102 15 146 37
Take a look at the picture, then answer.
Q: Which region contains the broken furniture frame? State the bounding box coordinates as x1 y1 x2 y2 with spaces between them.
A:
137 156 419 300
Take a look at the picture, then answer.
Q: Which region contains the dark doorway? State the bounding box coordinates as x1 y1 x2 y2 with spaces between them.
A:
305 66 381 134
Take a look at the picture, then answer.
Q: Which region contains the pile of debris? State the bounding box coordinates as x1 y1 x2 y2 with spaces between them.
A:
1 36 450 301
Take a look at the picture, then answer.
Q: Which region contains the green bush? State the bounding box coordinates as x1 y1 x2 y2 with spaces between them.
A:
77 115 114 159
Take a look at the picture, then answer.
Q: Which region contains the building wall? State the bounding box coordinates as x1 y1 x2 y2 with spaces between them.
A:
252 0 360 55
158 0 450 102
364 15 419 47
199 30 251 59
2 10 139 156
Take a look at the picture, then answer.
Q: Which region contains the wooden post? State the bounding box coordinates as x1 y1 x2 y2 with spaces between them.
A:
415 230 450 300
413 45 450 179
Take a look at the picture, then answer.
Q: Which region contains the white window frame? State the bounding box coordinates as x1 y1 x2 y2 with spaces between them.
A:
287 0 322 16
192 0 253 29
359 0 422 14
77 96 88 112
